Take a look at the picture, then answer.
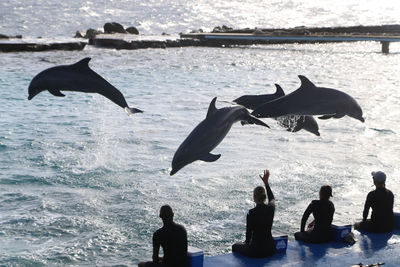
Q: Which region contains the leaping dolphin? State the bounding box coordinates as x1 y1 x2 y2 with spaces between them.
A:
28 57 143 115
170 97 269 175
251 75 364 123
233 84 285 110
234 84 320 136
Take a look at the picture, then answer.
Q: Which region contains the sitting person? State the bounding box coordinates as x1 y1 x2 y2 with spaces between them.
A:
294 185 335 243
354 171 394 233
232 169 276 258
139 205 187 267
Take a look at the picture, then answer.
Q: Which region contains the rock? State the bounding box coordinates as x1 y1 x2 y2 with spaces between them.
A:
104 22 126 34
74 30 85 38
253 28 265 34
290 28 311 35
190 29 204 33
162 32 170 36
126 26 139 34
212 25 233 33
85 28 102 39
0 34 9 39
272 30 291 36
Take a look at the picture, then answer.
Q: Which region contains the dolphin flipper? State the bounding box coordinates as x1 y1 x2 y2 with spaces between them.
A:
200 153 221 162
48 89 66 97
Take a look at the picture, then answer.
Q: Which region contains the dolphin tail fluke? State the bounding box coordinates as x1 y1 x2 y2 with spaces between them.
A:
241 115 270 128
124 107 143 115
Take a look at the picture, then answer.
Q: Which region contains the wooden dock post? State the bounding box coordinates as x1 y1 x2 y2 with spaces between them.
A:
381 41 390 53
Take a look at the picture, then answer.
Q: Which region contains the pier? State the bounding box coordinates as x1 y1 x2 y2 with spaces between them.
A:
180 33 400 53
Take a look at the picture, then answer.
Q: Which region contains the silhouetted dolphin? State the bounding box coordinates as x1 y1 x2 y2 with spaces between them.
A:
28 57 142 115
233 84 285 110
251 75 364 122
234 84 320 136
170 97 269 175
277 115 320 136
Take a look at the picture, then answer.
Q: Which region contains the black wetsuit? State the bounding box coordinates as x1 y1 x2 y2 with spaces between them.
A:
145 221 187 267
295 199 335 243
232 184 275 258
359 187 394 233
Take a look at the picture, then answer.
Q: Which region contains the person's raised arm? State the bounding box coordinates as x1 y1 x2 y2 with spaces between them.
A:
259 169 275 206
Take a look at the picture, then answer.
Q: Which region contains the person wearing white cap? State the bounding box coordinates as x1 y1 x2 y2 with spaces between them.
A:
354 171 394 233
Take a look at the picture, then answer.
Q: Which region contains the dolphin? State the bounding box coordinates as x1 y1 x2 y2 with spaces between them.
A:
233 84 285 110
251 75 365 123
170 97 269 175
234 84 320 136
28 57 142 115
277 115 320 136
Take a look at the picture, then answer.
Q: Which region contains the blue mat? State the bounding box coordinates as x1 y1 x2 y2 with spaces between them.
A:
204 230 400 267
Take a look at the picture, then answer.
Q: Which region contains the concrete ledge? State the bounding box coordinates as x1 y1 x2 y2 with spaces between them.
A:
0 42 87 52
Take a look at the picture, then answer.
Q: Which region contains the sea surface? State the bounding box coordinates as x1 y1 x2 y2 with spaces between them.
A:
1 0 400 265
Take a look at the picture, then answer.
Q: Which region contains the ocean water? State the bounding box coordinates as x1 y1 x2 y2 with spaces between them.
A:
1 1 400 266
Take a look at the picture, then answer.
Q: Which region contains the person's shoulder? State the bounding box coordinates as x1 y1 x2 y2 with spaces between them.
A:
153 226 164 237
174 222 187 232
386 188 394 196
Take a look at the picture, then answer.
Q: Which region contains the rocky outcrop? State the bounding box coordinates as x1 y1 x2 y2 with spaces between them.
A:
85 28 102 39
212 25 233 33
104 22 126 34
126 26 139 35
75 23 140 38
90 37 204 50
74 31 85 38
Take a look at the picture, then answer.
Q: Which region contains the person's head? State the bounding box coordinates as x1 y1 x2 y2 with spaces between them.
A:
253 186 266 204
159 205 174 223
372 171 386 187
319 185 332 200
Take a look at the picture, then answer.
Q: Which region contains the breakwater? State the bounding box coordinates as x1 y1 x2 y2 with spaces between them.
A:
1 24 400 52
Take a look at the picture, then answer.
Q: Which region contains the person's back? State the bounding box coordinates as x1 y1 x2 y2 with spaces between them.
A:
295 185 335 244
364 187 394 232
247 202 275 255
355 171 394 233
154 222 187 267
308 199 334 241
139 205 187 267
232 169 276 258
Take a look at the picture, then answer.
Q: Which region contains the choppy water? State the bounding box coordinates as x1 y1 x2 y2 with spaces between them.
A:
1 1 400 266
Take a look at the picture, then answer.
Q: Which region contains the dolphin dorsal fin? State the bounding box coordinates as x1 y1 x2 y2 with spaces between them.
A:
274 84 285 96
206 97 218 118
73 57 91 69
298 75 316 90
